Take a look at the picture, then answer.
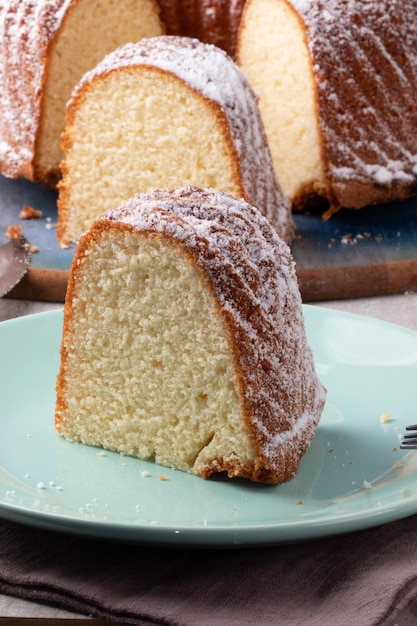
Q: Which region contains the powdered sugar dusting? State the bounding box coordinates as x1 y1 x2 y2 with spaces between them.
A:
99 186 326 473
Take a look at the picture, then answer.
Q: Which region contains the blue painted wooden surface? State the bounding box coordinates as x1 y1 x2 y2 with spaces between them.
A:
1 174 417 298
0 175 72 271
292 196 417 270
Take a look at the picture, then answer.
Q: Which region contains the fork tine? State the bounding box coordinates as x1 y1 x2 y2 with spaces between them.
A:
401 440 417 448
406 424 417 431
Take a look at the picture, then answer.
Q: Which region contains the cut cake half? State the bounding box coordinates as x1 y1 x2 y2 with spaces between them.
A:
237 0 417 214
57 36 293 245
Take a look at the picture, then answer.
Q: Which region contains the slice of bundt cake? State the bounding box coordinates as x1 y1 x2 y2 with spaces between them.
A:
0 0 164 187
55 187 326 485
237 0 417 214
57 36 293 246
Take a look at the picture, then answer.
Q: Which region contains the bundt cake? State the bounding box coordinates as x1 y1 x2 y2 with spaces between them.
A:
4 0 416 219
237 0 417 214
57 36 293 245
55 186 326 485
0 0 164 187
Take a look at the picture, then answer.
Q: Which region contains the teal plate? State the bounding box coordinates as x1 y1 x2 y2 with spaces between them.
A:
1 305 417 546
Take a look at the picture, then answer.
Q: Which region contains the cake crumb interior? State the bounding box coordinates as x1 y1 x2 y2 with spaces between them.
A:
37 0 163 182
238 0 326 204
58 231 255 474
60 68 242 241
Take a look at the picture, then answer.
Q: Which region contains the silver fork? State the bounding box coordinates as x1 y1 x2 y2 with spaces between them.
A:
400 425 417 449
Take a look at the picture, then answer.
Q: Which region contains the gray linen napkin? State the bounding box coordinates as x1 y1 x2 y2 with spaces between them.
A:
1 516 417 626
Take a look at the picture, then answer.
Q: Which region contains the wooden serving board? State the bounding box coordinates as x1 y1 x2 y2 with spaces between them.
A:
1 174 417 302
